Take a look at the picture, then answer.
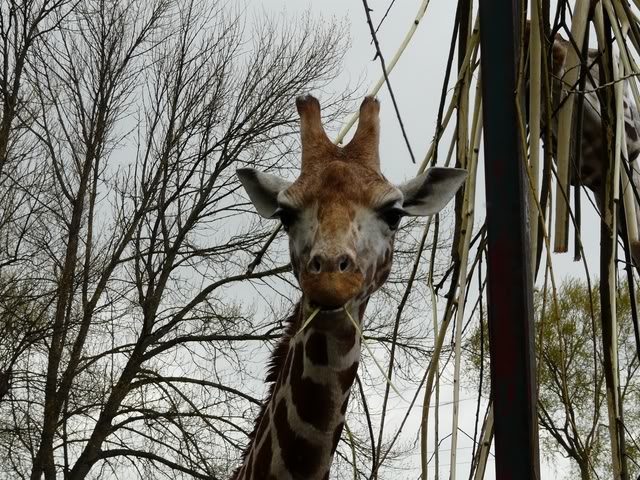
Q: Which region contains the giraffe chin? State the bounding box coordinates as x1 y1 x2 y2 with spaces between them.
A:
306 302 346 319
302 299 361 336
311 304 343 314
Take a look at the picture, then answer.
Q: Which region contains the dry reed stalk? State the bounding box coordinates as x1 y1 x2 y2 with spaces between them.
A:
552 1 590 253
594 3 626 476
529 0 542 274
448 74 482 480
472 404 494 480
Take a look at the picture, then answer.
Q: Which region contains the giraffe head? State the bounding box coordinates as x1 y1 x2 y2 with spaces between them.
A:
523 20 570 78
238 95 466 326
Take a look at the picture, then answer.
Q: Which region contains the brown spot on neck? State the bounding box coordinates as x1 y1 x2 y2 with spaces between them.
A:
306 332 329 366
275 398 323 476
289 340 335 431
337 362 359 393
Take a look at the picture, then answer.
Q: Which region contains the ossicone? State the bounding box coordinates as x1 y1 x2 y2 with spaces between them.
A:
296 95 381 172
344 96 380 171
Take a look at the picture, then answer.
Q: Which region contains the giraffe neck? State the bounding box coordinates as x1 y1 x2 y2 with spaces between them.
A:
231 302 363 480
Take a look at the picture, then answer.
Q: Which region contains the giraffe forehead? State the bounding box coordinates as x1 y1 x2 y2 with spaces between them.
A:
285 160 397 208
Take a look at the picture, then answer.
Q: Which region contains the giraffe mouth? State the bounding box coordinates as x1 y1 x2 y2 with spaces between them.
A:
309 301 344 314
300 271 364 312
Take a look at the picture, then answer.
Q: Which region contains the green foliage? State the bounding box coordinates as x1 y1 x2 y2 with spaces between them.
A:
466 277 640 479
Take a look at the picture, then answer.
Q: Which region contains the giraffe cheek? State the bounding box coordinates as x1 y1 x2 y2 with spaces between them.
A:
375 264 391 287
290 249 300 279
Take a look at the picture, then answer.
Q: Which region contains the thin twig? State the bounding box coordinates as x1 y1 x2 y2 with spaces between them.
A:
356 374 377 476
372 0 398 37
361 0 416 164
246 224 282 275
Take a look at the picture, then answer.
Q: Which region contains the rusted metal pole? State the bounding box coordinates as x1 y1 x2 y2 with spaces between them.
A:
477 0 541 478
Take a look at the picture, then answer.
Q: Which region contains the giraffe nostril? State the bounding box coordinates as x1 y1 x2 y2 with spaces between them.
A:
308 253 355 273
309 256 322 274
338 255 352 273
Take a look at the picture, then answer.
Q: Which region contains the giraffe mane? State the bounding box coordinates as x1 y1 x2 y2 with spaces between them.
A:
230 303 301 478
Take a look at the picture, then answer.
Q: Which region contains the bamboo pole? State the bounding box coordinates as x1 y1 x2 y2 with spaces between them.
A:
622 161 639 254
593 3 627 477
608 0 640 254
472 404 494 480
529 0 542 275
428 252 440 480
552 1 590 253
449 67 481 480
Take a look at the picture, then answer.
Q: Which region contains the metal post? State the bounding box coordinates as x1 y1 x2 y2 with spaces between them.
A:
477 0 541 478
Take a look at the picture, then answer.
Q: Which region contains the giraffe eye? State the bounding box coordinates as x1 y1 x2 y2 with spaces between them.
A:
274 207 298 231
380 208 405 231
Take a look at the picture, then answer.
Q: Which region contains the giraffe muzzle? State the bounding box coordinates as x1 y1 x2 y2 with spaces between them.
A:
300 271 364 309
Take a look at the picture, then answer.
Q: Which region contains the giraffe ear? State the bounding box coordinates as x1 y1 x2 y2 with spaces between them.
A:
237 168 292 218
399 167 468 216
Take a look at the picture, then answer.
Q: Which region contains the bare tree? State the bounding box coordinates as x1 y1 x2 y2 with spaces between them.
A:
0 0 354 478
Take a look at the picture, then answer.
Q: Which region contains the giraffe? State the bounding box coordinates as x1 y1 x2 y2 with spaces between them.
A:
532 23 640 262
232 95 467 480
